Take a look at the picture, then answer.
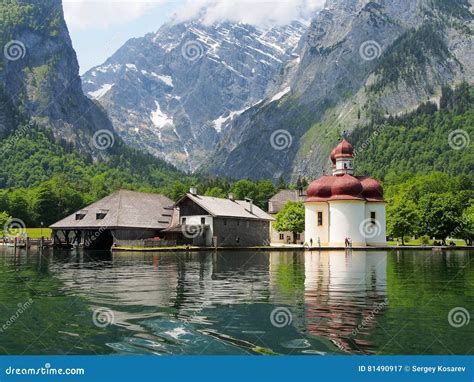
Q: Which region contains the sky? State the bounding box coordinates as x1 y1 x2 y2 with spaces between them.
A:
63 0 325 74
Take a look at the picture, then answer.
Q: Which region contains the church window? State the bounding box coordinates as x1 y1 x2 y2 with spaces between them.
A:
371 212 376 225
317 212 323 226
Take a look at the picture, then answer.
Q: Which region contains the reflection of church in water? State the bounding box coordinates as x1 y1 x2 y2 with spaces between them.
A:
56 250 389 354
269 251 388 354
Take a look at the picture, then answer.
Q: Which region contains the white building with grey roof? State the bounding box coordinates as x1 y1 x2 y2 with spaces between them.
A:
168 188 275 247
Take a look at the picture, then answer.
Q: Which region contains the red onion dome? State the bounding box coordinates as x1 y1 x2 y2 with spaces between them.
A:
358 176 384 201
330 174 364 199
306 174 366 202
330 139 354 163
306 176 336 200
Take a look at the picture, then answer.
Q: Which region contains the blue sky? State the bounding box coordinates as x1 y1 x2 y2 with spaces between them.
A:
63 0 324 74
64 1 184 74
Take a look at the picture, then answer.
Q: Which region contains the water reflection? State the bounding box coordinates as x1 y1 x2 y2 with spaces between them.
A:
0 247 472 355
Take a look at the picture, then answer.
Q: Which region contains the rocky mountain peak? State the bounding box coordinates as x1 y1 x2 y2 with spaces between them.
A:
82 19 307 171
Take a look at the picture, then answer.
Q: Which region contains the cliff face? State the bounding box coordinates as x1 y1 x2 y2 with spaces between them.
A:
81 20 307 171
204 0 473 181
0 0 115 154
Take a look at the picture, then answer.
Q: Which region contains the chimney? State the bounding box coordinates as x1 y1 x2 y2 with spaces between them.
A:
189 187 197 196
228 192 234 201
245 198 253 214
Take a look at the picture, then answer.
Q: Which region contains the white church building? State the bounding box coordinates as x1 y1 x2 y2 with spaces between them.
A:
304 139 386 247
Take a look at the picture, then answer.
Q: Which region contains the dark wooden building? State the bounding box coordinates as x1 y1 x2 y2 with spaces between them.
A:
50 190 176 249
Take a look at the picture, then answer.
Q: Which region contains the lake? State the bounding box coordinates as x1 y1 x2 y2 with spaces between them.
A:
0 247 472 355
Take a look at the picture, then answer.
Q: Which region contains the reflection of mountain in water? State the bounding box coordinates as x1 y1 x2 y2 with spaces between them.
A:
51 249 391 354
32 248 473 355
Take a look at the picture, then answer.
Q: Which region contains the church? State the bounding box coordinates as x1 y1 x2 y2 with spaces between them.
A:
304 139 386 247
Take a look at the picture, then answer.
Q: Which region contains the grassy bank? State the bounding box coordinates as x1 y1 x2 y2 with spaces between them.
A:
25 228 52 238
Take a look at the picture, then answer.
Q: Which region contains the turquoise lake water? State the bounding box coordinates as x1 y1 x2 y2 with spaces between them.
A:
0 247 472 355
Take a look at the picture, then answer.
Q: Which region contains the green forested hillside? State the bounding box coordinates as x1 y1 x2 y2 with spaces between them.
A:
352 82 473 180
351 83 473 243
0 121 278 226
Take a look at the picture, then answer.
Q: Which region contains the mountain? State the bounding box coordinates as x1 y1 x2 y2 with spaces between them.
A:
0 0 118 155
0 1 185 192
82 20 307 171
204 0 473 181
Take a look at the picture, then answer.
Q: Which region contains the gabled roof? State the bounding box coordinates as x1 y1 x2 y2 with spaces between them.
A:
50 190 175 230
268 189 306 214
178 193 275 221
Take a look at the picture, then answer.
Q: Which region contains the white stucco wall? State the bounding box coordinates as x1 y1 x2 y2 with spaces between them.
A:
364 203 386 245
181 215 214 245
328 201 366 246
304 202 329 246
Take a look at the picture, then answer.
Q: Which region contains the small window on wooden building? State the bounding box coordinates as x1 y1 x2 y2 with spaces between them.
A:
317 212 323 226
75 210 87 220
182 217 186 224
223 219 227 226
201 217 205 225
96 209 108 220
371 211 376 225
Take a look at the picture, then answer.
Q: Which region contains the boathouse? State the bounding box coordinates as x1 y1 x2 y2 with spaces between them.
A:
167 188 274 247
50 190 176 249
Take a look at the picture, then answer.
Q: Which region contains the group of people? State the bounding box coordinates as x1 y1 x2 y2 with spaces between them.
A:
432 240 456 246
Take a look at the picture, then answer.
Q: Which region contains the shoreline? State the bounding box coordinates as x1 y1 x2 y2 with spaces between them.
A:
110 245 474 253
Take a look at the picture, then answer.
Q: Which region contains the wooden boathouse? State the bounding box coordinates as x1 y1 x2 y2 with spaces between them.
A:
50 190 176 249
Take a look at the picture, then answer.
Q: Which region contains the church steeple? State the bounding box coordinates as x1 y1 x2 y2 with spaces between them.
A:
330 139 354 176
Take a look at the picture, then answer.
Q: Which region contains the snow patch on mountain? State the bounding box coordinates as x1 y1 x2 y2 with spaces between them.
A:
88 83 114 99
150 101 173 129
270 86 290 102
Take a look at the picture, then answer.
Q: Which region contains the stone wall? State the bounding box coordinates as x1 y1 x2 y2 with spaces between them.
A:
213 217 270 247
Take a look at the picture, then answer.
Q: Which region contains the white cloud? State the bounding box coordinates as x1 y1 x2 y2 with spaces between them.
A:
173 0 326 26
63 0 165 30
